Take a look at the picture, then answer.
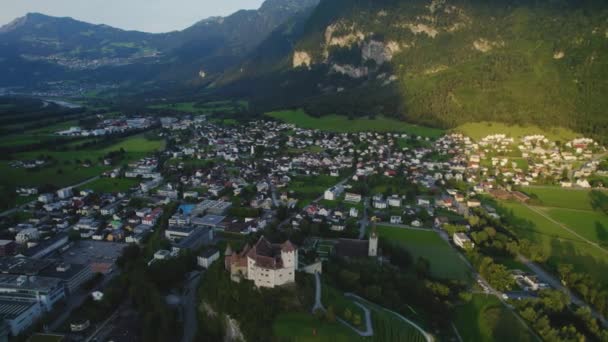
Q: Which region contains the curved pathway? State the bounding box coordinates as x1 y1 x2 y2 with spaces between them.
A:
345 293 433 342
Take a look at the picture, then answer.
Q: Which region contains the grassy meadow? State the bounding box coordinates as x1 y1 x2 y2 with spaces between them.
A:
0 134 165 189
375 226 471 282
273 312 363 342
266 109 444 138
454 295 536 342
76 177 140 193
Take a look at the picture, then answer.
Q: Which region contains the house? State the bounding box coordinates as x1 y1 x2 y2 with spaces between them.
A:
349 207 359 218
225 236 297 288
324 186 344 201
373 199 387 209
388 195 402 207
390 216 402 224
197 248 220 269
56 188 73 200
142 208 163 226
344 193 362 203
453 233 474 249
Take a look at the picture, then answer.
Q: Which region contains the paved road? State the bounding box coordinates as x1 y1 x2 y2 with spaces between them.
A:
0 176 100 217
312 272 324 313
357 197 369 239
181 271 203 342
518 255 607 328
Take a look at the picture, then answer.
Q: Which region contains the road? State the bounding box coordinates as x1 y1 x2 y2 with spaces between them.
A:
48 268 118 332
0 175 100 217
357 197 369 239
312 272 324 313
518 255 607 328
181 271 203 342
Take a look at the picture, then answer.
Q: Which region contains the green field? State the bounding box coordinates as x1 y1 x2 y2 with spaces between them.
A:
375 226 471 282
266 110 443 138
454 122 579 142
0 134 165 189
502 202 608 285
454 295 536 342
273 312 363 342
522 187 605 211
77 177 139 193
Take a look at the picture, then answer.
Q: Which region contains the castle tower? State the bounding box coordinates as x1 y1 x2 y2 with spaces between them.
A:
368 224 378 257
280 241 297 269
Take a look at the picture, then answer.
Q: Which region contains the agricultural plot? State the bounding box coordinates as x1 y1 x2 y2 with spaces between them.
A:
266 110 443 138
273 312 364 342
454 295 536 342
77 178 139 194
375 226 472 282
149 100 247 114
0 134 164 189
502 202 608 285
522 187 601 211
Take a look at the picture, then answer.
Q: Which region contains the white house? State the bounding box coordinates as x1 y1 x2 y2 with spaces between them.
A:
324 186 344 201
390 216 402 224
453 233 474 249
344 192 362 203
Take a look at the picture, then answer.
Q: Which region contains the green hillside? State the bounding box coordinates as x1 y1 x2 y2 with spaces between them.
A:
229 0 608 143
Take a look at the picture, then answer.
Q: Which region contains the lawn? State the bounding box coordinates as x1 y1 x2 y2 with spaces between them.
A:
322 283 365 328
501 202 608 286
542 208 608 245
287 175 340 206
454 121 579 142
149 100 247 114
454 295 536 342
273 312 364 342
77 177 139 194
375 226 472 282
266 109 443 138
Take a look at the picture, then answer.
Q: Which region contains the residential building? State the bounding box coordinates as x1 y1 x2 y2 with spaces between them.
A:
453 233 474 249
197 248 220 269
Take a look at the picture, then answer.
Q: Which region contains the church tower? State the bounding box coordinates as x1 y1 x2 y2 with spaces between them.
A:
368 224 378 257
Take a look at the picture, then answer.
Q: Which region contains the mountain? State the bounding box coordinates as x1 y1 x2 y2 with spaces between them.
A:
221 0 608 142
0 0 320 86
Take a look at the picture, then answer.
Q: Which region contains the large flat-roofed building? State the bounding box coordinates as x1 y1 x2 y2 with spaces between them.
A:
193 200 232 216
39 263 93 294
171 228 213 254
18 233 69 259
191 215 226 230
0 275 65 311
165 226 196 242
0 300 43 336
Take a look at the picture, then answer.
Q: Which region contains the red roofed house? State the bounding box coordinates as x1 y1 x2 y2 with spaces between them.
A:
225 236 297 288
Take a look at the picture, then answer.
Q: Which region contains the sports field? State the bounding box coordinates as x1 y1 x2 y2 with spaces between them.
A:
454 295 536 342
266 110 443 138
375 226 471 282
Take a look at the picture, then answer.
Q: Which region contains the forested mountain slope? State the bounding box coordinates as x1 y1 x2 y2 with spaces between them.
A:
226 0 608 141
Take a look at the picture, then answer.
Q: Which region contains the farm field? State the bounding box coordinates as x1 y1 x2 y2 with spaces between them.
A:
521 186 606 211
375 226 472 282
77 177 140 193
501 202 608 285
266 110 444 138
454 295 536 342
0 134 164 189
273 312 364 342
454 121 579 142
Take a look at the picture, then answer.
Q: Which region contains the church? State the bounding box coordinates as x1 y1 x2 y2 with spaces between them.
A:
225 236 298 288
334 225 379 258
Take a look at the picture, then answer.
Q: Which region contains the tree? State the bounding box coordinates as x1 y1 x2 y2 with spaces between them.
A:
326 306 336 323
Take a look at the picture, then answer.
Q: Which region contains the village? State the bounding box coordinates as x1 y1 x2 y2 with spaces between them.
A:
0 115 606 340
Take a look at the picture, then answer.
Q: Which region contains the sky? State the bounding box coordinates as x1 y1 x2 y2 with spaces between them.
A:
0 0 266 33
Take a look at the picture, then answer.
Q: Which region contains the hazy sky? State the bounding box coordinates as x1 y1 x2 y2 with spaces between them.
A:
0 0 266 33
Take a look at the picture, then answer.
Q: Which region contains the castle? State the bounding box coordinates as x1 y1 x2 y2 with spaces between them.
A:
225 236 298 288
